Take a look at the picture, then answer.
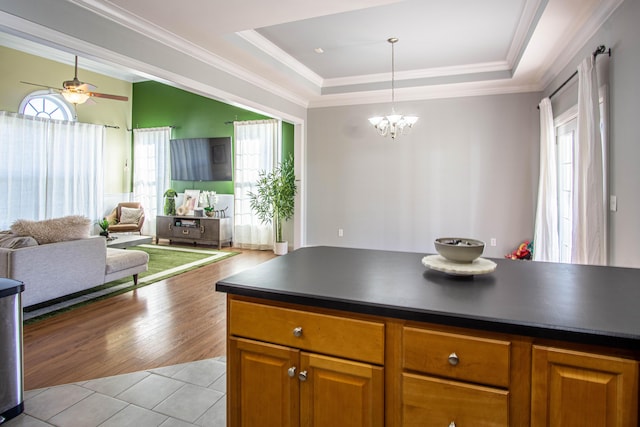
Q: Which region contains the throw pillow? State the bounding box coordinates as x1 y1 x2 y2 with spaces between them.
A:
10 215 91 244
0 231 38 248
120 207 142 224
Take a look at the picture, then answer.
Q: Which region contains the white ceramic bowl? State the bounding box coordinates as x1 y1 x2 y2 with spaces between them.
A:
434 237 485 263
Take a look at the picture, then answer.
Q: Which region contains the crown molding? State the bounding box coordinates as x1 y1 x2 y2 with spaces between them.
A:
506 0 548 71
66 0 310 108
538 0 624 91
323 60 510 89
308 79 542 108
236 30 324 88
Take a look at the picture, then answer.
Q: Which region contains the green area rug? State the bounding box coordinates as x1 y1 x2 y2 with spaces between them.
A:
24 244 238 324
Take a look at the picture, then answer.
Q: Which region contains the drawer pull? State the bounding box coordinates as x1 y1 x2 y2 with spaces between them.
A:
287 366 296 378
298 370 308 382
448 352 459 366
293 327 303 337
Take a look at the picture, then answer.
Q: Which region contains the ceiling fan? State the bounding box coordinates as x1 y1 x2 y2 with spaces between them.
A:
21 56 129 105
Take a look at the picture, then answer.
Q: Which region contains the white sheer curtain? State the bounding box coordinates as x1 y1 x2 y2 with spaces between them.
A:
533 98 560 262
132 127 172 236
0 111 104 229
47 119 105 220
572 56 606 265
234 119 280 249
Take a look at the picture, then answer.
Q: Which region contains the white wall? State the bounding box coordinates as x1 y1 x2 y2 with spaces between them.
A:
306 92 541 258
544 0 640 268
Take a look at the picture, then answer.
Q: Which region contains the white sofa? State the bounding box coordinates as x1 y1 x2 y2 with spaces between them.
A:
0 236 149 307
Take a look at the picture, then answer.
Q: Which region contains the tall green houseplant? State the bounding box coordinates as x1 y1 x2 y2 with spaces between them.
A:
249 153 297 245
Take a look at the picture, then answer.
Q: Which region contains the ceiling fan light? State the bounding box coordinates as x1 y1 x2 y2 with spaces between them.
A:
62 91 90 105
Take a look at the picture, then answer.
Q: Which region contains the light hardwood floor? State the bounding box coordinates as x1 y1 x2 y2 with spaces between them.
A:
22 246 276 390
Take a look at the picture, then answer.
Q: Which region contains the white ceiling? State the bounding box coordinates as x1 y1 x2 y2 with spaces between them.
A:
0 0 623 108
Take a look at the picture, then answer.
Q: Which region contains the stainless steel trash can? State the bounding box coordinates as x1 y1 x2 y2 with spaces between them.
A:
0 278 24 424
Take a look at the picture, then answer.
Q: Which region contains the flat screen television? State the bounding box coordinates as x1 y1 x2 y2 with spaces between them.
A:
170 137 232 181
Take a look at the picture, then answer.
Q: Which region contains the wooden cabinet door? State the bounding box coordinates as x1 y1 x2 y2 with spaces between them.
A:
155 216 172 239
229 337 300 427
299 352 384 427
201 218 220 242
532 345 638 427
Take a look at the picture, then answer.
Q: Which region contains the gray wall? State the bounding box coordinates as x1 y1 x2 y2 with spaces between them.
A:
307 93 541 258
545 0 640 268
306 0 640 267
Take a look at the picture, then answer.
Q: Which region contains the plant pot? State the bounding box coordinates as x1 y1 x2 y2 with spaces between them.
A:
274 241 288 256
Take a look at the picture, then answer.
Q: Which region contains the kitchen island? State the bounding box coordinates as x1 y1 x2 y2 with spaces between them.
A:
216 246 640 426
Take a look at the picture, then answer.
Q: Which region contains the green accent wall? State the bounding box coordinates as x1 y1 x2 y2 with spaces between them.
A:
132 81 294 194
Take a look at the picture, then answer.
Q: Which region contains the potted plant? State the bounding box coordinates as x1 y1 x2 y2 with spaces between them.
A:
97 218 110 238
200 191 218 217
249 153 297 255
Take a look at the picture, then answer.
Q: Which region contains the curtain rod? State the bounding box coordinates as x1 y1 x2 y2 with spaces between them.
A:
126 125 176 131
538 45 611 109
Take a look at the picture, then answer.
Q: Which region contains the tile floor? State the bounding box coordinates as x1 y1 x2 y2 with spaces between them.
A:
4 357 227 427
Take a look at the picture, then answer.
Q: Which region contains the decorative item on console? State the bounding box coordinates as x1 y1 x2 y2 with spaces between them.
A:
163 189 178 215
200 191 219 217
176 190 199 215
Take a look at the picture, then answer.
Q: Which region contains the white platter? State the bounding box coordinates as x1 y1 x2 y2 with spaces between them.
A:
422 254 497 276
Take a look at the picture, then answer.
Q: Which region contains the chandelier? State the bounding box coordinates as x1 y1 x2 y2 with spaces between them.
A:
368 38 418 139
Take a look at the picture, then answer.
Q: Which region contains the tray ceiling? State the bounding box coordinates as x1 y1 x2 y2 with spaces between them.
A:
0 0 622 107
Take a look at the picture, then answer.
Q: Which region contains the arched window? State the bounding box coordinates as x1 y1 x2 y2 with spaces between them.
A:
19 90 75 121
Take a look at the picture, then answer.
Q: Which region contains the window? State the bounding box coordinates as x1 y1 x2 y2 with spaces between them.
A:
0 112 104 229
234 119 280 250
19 90 75 121
556 117 576 263
132 127 172 236
554 89 607 263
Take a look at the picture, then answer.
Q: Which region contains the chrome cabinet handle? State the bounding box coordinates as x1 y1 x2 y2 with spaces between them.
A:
298 370 308 381
293 327 303 337
288 367 296 378
448 352 459 366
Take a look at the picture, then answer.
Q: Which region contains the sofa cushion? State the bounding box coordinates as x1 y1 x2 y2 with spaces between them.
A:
11 215 91 244
105 248 149 274
120 207 143 224
0 230 38 249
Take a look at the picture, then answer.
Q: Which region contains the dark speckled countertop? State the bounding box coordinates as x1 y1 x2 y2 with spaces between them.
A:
215 246 640 350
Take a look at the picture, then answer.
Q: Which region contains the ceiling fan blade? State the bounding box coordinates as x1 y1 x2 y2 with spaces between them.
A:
20 81 59 91
88 92 129 101
77 82 97 91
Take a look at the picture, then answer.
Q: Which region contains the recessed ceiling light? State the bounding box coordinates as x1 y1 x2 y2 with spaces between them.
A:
314 47 324 54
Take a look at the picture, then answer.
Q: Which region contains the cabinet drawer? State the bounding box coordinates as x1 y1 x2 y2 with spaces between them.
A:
173 226 202 239
403 326 510 388
402 373 509 426
229 299 384 365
